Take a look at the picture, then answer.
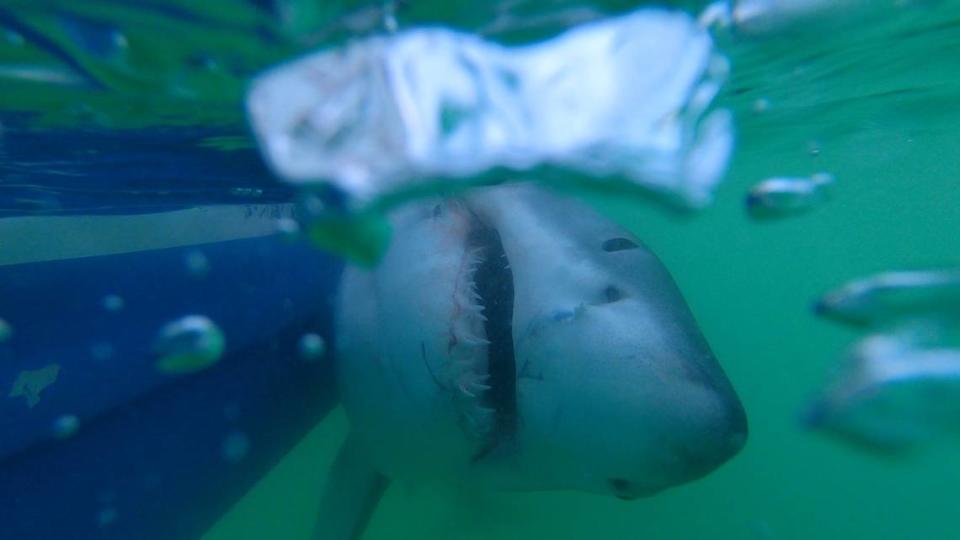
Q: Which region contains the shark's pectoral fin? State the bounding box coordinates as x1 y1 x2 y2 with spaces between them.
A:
313 434 389 540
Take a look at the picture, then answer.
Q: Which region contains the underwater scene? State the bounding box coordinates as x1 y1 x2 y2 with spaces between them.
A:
1 1 958 539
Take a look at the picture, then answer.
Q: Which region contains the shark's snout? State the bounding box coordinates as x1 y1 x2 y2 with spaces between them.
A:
581 344 748 499
658 344 748 482
609 338 747 495
667 371 748 484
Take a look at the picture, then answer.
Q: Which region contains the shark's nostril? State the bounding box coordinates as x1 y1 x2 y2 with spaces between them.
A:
608 477 633 494
607 478 643 500
603 285 624 303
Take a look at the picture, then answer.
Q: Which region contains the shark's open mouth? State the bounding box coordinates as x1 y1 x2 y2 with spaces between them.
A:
465 214 517 459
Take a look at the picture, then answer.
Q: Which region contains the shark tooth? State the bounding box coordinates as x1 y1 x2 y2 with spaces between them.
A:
457 334 491 347
463 302 485 315
477 406 495 416
457 382 479 398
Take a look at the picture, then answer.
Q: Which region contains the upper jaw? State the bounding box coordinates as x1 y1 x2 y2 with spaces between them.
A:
455 207 520 459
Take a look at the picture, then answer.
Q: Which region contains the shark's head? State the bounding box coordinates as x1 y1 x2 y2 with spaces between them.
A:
336 184 746 499
464 185 747 498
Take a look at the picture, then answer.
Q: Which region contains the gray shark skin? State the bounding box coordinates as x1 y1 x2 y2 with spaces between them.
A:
319 184 746 539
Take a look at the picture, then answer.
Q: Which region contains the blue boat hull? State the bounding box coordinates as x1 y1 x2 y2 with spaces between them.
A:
0 224 344 539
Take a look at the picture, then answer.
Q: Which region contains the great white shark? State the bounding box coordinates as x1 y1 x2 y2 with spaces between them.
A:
320 183 747 539
0 184 744 540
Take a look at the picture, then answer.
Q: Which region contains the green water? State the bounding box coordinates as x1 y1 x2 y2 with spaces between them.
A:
205 4 960 540
4 1 957 538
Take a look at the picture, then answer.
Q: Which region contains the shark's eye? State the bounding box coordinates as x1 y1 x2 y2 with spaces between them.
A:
604 285 624 303
602 237 639 252
608 478 637 500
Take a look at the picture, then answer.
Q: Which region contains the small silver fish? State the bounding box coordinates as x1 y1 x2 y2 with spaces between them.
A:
746 173 834 218
730 0 864 36
804 327 960 453
815 269 960 327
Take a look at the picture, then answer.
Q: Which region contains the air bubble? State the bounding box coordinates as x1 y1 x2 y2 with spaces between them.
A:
184 250 210 277
154 315 225 374
0 318 12 343
299 193 329 217
383 0 399 32
298 333 326 361
110 30 128 50
221 431 250 464
4 29 24 46
102 294 125 312
97 506 118 527
52 414 80 439
276 217 301 239
195 54 221 71
91 341 115 361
